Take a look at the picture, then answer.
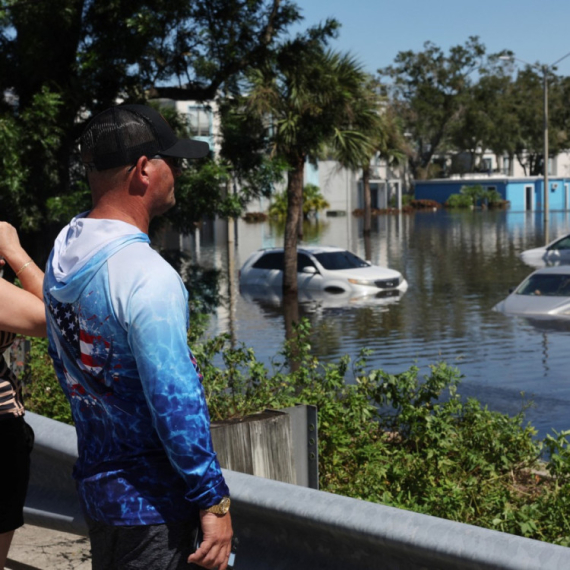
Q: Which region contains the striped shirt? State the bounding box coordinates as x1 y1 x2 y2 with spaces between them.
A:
0 330 24 419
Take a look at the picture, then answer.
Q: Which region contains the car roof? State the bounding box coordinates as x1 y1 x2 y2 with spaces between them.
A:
256 245 346 255
530 265 570 275
550 232 570 244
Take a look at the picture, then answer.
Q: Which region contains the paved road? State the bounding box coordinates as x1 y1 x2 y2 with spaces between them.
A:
6 525 91 570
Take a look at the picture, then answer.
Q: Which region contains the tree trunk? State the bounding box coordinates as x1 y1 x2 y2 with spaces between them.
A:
297 200 304 240
508 152 514 176
495 154 502 174
515 151 528 176
283 290 300 373
283 156 304 296
364 233 372 264
362 164 372 236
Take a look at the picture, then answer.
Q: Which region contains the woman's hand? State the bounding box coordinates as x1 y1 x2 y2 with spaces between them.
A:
0 222 23 263
0 222 44 300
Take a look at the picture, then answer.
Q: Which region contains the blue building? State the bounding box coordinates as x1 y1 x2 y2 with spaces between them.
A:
414 176 570 211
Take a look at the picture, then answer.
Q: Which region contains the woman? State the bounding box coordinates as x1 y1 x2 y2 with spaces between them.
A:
0 222 45 569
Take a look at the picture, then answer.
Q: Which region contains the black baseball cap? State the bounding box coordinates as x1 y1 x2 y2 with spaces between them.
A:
80 104 210 171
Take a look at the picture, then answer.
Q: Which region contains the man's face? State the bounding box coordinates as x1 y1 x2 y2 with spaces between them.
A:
150 156 182 216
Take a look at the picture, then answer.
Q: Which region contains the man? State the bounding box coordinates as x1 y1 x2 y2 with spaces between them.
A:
44 104 233 570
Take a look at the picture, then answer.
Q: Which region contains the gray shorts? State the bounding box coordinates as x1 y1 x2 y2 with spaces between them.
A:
86 517 200 570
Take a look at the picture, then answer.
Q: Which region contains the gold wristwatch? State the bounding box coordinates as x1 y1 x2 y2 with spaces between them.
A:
204 496 231 515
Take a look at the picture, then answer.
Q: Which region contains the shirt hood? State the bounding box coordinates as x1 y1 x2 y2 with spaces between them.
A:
47 212 150 304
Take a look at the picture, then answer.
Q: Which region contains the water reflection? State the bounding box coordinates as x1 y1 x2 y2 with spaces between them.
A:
187 209 570 438
240 284 403 315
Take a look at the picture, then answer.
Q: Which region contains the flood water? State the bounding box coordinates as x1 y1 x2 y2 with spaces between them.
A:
189 209 570 439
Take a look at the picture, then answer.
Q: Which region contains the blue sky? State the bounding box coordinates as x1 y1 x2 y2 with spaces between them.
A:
293 0 570 77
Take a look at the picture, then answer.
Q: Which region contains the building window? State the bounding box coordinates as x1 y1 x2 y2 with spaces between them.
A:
481 158 492 172
186 106 211 137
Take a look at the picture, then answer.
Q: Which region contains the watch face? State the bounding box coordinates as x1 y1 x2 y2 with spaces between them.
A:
220 496 231 513
207 496 230 515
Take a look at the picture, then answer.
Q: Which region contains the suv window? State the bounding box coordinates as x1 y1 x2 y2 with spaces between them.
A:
252 252 284 270
549 236 570 251
251 251 317 272
314 250 368 270
298 253 316 271
517 274 570 296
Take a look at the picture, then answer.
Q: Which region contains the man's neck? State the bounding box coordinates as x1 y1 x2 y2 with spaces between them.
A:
87 204 150 234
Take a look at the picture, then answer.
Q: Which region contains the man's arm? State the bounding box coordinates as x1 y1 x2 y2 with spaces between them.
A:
119 253 232 566
188 511 233 570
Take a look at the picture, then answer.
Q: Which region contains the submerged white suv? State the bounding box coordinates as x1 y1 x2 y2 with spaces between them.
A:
239 246 408 297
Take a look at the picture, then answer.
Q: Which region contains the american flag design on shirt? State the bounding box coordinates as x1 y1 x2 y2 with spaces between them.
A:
47 297 114 399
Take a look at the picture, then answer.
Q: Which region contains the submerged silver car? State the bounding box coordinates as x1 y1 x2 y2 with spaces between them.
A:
493 265 570 318
519 233 570 268
239 246 408 297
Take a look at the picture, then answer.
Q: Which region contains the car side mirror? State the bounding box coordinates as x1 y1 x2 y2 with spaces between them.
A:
301 266 318 274
508 287 514 294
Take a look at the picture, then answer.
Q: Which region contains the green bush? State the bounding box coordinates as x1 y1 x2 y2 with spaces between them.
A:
446 185 505 209
195 320 570 545
388 193 413 208
23 337 73 424
268 184 329 220
446 192 474 208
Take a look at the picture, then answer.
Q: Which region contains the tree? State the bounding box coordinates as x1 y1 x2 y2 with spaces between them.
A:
448 70 519 173
216 94 289 215
379 37 499 180
0 87 63 229
329 75 384 236
245 44 372 296
508 67 570 176
0 0 326 260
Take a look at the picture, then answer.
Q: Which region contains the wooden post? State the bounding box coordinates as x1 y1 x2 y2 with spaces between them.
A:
211 410 296 484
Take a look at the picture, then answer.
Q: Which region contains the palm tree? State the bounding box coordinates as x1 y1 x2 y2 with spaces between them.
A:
246 45 373 295
331 77 406 236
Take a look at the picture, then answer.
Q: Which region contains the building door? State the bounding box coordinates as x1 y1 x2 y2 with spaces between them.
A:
370 183 379 209
525 185 534 211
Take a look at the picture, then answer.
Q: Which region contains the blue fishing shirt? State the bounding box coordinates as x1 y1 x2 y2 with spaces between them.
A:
44 215 229 525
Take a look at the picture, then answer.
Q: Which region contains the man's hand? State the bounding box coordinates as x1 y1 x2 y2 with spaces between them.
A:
188 510 233 570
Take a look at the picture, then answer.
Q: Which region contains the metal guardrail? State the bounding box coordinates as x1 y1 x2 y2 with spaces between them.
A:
24 412 570 569
25 412 87 536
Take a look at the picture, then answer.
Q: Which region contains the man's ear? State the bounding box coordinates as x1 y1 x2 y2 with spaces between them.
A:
129 156 151 196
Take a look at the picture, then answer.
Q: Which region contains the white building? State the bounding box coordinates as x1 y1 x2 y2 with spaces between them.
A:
167 98 570 216
168 97 406 217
